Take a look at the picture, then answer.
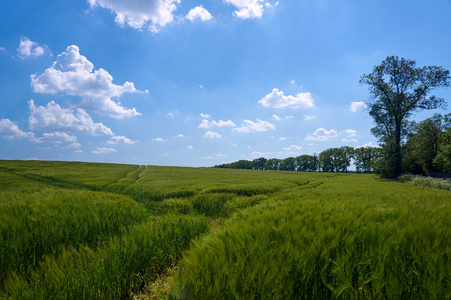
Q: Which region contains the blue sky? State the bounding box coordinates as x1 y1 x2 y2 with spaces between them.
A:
1 0 450 167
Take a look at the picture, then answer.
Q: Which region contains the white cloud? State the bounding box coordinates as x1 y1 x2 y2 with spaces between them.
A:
280 145 303 156
42 132 77 143
88 0 180 32
202 156 214 159
342 129 357 137
178 134 184 138
64 142 82 149
75 150 83 153
283 145 303 151
304 115 316 121
204 131 221 139
31 45 141 119
279 137 288 140
305 128 339 141
0 119 35 140
92 147 117 154
198 119 236 128
153 137 164 142
166 113 174 118
358 142 378 148
224 0 266 19
200 113 211 119
0 47 6 51
341 138 358 143
272 114 281 121
28 100 113 135
108 135 135 144
234 119 275 133
259 88 314 109
186 5 213 21
17 37 48 59
187 145 193 149
350 101 368 112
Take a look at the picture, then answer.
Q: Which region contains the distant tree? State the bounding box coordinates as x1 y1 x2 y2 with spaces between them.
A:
339 146 354 173
319 149 334 172
295 155 317 172
354 147 381 173
280 157 296 171
265 158 281 171
360 56 450 177
252 157 267 170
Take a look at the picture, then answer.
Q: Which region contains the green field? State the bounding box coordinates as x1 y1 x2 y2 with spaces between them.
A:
0 160 450 299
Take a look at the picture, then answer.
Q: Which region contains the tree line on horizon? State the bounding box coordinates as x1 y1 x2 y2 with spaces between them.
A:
214 112 451 175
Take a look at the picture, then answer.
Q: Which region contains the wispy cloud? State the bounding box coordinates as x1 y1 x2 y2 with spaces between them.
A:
92 147 117 154
234 119 275 133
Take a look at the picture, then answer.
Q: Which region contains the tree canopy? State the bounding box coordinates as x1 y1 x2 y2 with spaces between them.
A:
360 56 450 177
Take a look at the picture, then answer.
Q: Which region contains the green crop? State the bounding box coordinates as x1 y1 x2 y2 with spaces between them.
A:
0 160 449 299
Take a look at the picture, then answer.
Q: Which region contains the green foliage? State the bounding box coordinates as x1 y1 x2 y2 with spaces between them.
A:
360 56 450 178
1 160 450 299
169 175 451 299
0 170 147 283
3 215 209 299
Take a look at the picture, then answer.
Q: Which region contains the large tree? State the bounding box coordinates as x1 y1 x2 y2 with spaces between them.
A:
360 56 450 178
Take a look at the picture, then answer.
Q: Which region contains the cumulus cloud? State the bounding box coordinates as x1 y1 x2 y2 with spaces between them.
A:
108 135 135 144
259 88 314 109
0 47 6 51
0 119 35 140
224 0 266 19
204 131 221 139
186 5 212 21
305 128 339 141
198 119 236 128
153 137 164 142
92 147 117 154
28 100 113 135
306 128 358 142
350 101 368 112
88 0 180 32
234 119 276 133
200 113 211 119
17 37 49 59
31 45 141 119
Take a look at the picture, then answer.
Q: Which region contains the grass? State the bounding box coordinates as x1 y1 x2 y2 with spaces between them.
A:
0 160 449 299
